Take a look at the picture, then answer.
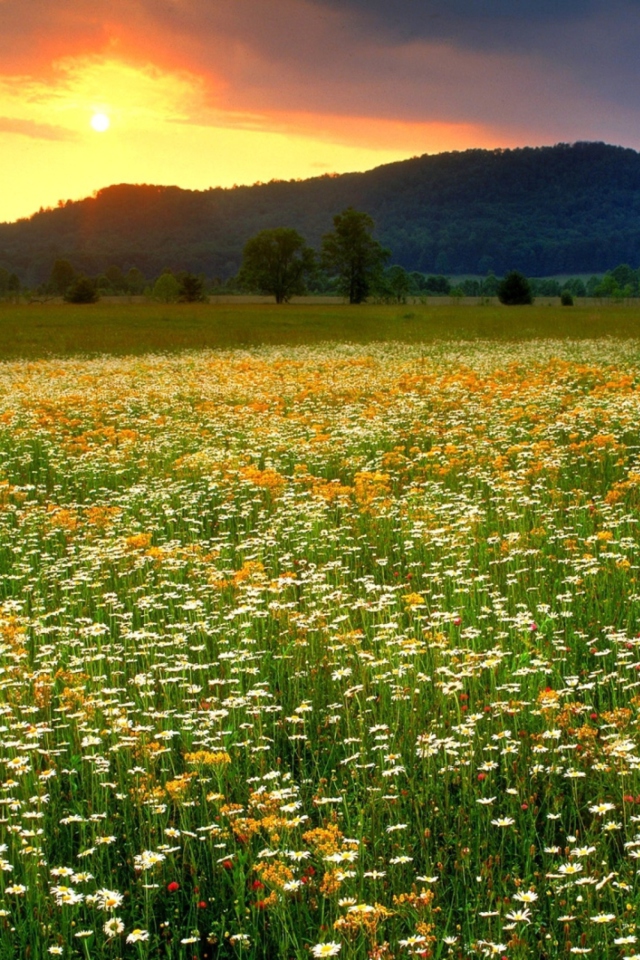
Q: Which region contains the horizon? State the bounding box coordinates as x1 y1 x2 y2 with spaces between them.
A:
3 1 640 223
4 138 635 227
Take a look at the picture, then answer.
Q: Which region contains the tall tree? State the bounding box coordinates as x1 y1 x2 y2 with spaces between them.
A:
321 208 389 304
238 228 315 303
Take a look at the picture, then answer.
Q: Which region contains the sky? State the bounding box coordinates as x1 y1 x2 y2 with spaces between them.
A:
1 0 639 223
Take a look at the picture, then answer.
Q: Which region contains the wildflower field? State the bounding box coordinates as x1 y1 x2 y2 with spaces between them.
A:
2 338 640 960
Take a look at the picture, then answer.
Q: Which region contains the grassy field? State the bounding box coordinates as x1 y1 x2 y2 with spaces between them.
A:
2 319 640 957
1 300 640 358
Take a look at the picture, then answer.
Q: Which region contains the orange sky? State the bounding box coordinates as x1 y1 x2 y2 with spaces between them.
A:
1 0 637 223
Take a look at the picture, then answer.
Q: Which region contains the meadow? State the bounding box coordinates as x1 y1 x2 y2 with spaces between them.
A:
1 312 640 959
1 300 640 359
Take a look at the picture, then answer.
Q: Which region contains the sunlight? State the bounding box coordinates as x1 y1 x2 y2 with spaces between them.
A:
90 112 110 132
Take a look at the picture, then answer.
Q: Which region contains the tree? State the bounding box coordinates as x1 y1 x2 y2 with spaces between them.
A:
152 273 181 303
105 265 126 293
374 265 411 303
424 275 451 295
593 273 626 299
49 259 76 296
497 271 533 305
238 228 315 303
125 267 146 294
482 273 499 297
610 263 637 293
321 208 389 304
64 275 99 303
178 273 207 302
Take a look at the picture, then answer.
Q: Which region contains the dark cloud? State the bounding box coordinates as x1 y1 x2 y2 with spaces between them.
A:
312 0 611 47
2 0 640 152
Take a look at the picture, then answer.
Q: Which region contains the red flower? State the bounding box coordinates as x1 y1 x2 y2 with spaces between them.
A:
251 880 264 890
221 860 233 870
167 881 180 893
198 900 207 909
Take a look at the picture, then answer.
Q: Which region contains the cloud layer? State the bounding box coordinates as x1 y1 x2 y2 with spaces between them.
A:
2 0 640 221
3 0 640 131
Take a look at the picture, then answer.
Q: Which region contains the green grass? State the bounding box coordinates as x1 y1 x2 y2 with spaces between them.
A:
2 337 640 957
1 300 640 359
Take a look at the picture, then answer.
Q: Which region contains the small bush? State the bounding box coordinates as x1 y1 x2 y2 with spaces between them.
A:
64 275 99 304
560 290 574 306
497 271 533 305
179 273 207 302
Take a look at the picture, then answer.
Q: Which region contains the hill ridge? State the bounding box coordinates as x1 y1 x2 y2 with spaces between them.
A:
2 141 640 283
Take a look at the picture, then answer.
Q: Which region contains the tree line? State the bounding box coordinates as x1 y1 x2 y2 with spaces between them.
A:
6 143 640 285
5 207 640 305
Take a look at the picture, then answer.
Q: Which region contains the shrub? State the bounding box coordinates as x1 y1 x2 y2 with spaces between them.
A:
560 290 574 306
497 271 533 305
64 275 99 303
178 273 207 302
152 274 181 303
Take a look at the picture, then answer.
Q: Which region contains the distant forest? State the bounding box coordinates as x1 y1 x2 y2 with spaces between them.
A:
4 141 640 286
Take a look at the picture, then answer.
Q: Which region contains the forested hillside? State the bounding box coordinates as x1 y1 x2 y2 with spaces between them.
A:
3 141 640 284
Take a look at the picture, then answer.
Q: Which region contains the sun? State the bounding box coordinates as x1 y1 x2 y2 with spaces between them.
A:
90 112 110 133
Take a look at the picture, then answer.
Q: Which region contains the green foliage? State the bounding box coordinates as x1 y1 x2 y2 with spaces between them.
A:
424 274 451 295
152 273 181 303
593 267 638 300
238 228 315 303
482 273 499 296
0 268 18 299
532 278 561 297
497 270 533 305
374 265 412 303
561 290 574 306
178 272 207 303
126 267 146 294
49 259 76 296
321 207 389 303
64 275 99 304
7 143 640 283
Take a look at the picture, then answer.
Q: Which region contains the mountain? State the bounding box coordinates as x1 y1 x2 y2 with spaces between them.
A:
3 141 640 284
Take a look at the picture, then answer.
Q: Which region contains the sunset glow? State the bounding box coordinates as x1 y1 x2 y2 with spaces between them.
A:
0 0 637 223
90 112 110 133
